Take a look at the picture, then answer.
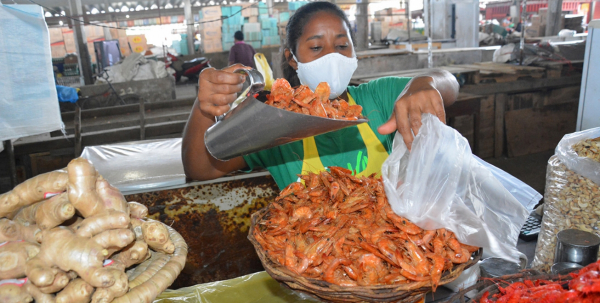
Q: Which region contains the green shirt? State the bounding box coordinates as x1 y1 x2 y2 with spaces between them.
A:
243 76 412 189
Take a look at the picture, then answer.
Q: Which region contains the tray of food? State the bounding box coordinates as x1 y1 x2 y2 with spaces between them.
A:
447 259 600 302
248 167 482 302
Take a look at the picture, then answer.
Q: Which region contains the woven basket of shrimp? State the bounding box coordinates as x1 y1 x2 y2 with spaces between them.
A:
248 167 483 303
445 269 578 303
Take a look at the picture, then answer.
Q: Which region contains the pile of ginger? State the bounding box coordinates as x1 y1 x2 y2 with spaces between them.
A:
0 158 187 303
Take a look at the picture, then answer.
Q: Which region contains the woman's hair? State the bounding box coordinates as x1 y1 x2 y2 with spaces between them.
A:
280 2 354 87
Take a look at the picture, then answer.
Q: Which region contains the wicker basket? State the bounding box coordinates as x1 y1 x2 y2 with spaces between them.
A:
445 270 573 303
249 207 482 303
113 223 188 303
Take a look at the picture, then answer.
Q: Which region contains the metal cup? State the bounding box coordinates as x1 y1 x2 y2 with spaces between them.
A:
554 229 600 266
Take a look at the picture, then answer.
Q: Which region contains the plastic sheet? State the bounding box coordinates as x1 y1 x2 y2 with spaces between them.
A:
381 114 530 263
97 52 169 84
0 4 63 141
531 128 600 272
153 271 320 303
80 138 186 194
555 127 600 186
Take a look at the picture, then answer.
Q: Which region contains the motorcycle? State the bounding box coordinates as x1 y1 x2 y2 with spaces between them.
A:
167 53 212 82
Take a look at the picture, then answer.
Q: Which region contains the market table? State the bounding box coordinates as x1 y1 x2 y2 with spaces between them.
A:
150 238 538 303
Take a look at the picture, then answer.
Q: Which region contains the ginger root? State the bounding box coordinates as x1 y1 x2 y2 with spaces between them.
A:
0 219 41 244
0 241 40 280
67 158 107 218
92 229 136 257
91 267 128 303
55 278 94 303
75 210 130 238
0 170 68 219
26 227 116 288
112 241 150 269
141 220 175 254
0 280 55 303
96 177 128 214
127 202 148 219
13 193 75 230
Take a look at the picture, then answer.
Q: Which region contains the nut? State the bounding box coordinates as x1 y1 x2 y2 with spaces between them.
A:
531 148 600 272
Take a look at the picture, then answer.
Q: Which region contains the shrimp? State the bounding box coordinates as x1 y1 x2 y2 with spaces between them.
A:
292 206 313 220
377 238 401 265
277 182 304 201
269 78 294 107
445 247 470 263
413 230 436 247
292 85 315 106
403 239 431 274
314 82 330 103
357 254 388 285
323 258 357 286
428 254 445 291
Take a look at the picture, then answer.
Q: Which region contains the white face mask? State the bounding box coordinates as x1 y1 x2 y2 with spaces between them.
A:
292 52 358 99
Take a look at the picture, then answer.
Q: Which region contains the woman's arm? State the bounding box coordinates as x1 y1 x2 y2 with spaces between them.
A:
181 65 249 181
377 69 459 150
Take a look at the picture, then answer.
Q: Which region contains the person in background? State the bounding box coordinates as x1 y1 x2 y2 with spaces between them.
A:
502 14 513 29
228 31 256 68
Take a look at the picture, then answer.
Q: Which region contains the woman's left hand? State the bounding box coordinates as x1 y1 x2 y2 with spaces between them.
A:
377 76 446 150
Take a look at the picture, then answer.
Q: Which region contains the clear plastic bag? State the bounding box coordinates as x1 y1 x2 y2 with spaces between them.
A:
381 114 531 262
531 128 600 271
153 272 319 303
555 127 600 186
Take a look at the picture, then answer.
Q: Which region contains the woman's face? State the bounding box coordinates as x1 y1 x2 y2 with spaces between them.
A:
286 11 355 69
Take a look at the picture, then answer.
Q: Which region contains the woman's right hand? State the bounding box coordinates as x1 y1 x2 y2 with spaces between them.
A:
197 64 251 118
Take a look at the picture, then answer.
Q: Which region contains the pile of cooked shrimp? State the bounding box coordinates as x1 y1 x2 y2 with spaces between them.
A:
265 79 363 120
253 167 479 290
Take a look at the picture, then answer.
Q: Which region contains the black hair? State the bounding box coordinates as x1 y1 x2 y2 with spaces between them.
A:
281 1 354 87
234 31 244 41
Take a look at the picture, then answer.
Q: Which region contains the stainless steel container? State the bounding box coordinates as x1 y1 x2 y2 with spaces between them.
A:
551 262 584 275
554 229 600 266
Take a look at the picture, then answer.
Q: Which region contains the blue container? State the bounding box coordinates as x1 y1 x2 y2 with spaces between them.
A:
180 39 189 55
279 12 290 22
221 6 231 16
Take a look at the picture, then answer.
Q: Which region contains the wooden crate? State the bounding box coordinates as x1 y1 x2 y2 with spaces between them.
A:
505 102 578 157
477 95 495 159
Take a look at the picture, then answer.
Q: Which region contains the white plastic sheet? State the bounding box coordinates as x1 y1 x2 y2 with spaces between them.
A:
0 4 63 141
381 114 531 262
80 138 186 194
555 126 600 186
97 52 169 84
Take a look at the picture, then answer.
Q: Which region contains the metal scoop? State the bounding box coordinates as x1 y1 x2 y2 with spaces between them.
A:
204 69 369 161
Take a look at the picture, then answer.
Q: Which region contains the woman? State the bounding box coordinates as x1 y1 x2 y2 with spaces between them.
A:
182 1 459 189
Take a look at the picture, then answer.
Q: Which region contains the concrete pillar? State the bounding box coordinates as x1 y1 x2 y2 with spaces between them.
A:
546 0 563 36
69 0 94 85
267 0 274 15
355 0 369 51
405 0 411 44
184 0 195 55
